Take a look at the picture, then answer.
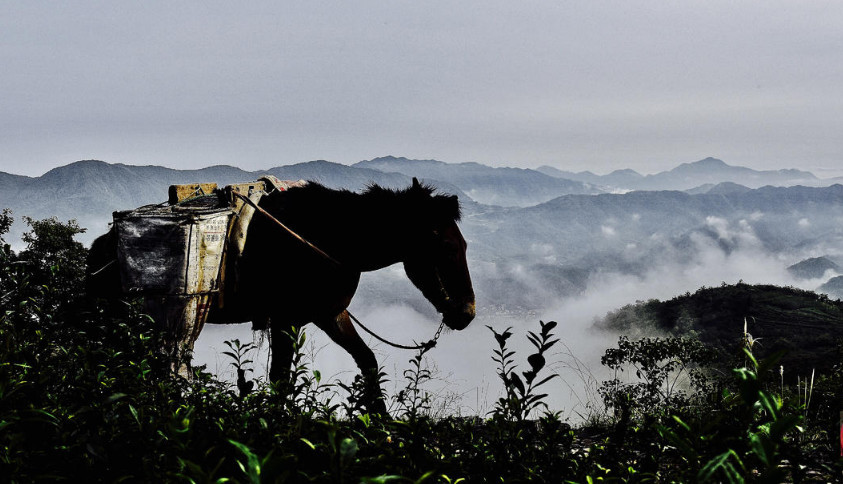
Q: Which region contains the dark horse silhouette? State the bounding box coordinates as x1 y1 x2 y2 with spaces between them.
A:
86 178 475 414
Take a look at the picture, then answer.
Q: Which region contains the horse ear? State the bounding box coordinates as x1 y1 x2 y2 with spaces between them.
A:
439 194 462 221
412 177 421 189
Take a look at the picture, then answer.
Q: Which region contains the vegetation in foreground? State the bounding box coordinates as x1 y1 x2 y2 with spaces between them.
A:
2 210 843 482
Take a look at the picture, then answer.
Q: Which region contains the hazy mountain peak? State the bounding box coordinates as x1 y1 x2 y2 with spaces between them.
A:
370 155 410 162
788 257 840 280
608 168 643 178
43 159 112 174
366 155 445 166
819 275 843 299
697 156 727 166
299 159 342 167
671 157 730 172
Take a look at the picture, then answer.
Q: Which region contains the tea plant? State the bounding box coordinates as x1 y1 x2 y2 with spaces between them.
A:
488 320 560 422
223 338 257 398
393 345 435 420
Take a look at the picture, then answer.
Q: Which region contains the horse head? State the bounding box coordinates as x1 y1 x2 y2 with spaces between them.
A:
402 178 476 330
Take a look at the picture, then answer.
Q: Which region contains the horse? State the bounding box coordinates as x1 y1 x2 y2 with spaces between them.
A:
86 177 475 414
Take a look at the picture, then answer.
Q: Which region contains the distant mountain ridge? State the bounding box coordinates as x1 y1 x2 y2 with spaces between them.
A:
538 157 829 191
536 165 644 190
0 159 417 244
354 156 601 207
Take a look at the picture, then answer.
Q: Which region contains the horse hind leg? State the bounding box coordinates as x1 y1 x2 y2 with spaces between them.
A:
268 320 298 395
315 310 388 416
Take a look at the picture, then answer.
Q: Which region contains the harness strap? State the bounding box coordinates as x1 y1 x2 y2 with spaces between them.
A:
231 190 343 266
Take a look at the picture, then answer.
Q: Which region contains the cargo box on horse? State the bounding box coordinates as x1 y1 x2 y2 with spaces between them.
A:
86 177 475 414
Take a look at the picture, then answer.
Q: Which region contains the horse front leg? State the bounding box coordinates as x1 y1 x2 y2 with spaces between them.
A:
315 310 388 416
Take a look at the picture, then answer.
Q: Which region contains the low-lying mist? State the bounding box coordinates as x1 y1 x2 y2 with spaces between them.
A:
195 214 840 421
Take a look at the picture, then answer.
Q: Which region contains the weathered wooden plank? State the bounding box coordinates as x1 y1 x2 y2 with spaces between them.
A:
168 183 219 204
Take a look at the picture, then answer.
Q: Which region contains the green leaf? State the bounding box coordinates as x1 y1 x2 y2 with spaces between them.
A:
671 415 691 432
533 374 559 388
699 451 733 482
106 392 127 403
699 450 744 483
361 476 406 484
129 404 140 427
414 470 437 483
228 439 261 483
509 372 525 396
527 353 546 372
340 437 358 463
748 433 770 467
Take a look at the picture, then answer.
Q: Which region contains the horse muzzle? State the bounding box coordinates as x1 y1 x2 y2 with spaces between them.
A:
443 301 475 330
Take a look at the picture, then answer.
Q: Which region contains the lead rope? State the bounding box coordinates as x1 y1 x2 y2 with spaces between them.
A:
233 190 446 351
347 311 446 351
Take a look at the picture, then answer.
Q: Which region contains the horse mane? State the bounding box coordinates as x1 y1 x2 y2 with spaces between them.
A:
266 180 461 226
362 181 462 222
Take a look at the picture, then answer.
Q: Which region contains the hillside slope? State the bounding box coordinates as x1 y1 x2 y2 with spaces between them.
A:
598 283 843 376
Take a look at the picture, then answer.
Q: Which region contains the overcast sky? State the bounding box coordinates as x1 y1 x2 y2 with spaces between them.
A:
2 1 842 177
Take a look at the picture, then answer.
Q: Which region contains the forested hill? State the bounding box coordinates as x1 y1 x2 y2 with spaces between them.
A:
598 283 843 376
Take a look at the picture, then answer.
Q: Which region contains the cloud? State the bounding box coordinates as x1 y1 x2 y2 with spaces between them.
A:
192 209 835 422
530 242 557 263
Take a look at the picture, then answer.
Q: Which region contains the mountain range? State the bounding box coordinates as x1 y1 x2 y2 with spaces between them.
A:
537 157 839 191
2 156 843 314
3 156 841 237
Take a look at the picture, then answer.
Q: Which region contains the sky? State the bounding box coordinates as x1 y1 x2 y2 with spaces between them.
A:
2 1 842 177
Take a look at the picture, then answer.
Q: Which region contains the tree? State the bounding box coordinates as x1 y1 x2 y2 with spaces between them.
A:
0 208 12 245
600 336 714 419
14 215 88 317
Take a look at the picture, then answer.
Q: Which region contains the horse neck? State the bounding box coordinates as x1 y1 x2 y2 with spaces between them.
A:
293 191 416 273
330 209 414 273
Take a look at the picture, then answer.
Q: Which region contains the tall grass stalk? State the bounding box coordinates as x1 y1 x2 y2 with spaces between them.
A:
798 369 815 419
779 365 784 400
